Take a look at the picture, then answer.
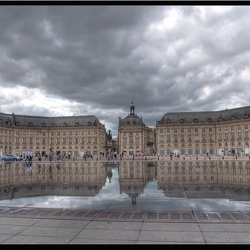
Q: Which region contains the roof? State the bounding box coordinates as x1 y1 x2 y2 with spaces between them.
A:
158 106 250 124
0 112 102 127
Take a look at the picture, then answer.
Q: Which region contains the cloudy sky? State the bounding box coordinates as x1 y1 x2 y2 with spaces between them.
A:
1 5 250 137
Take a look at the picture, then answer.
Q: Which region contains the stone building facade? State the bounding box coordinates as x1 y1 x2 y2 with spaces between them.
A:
156 106 250 157
0 112 107 158
1 105 250 158
118 101 155 157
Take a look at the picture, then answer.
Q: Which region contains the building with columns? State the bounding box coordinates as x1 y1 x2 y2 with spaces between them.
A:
0 113 107 158
156 106 250 157
118 101 155 157
1 104 250 158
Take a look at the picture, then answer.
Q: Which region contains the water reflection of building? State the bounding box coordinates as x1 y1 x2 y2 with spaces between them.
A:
0 161 108 200
156 160 250 200
118 161 156 204
1 160 250 202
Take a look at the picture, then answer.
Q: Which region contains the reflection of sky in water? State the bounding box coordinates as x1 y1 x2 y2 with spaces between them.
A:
1 166 250 211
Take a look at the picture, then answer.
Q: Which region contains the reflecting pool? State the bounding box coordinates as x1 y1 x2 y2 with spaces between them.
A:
1 159 250 212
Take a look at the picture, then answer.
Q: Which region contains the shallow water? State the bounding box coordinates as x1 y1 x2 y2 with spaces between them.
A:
1 160 250 212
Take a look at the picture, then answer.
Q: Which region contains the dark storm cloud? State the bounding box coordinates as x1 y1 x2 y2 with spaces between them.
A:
0 5 250 136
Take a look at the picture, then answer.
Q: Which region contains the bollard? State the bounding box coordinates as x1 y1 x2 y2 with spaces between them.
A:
96 157 98 161
196 156 198 160
209 156 211 160
183 156 185 160
145 157 147 160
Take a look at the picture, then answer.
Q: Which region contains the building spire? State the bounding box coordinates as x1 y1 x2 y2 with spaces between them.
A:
130 98 135 115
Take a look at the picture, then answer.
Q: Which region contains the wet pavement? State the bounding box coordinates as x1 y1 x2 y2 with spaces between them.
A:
1 206 250 244
1 158 250 244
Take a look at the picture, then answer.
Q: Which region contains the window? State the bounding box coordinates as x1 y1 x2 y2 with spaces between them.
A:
129 134 133 143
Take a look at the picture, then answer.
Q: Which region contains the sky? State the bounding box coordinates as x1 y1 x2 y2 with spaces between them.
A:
1 5 250 138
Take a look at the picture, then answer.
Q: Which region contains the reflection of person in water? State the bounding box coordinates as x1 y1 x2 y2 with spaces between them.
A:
25 161 32 174
49 165 53 179
37 164 41 174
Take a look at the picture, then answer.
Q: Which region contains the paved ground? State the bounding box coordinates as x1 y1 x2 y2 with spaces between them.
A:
1 156 250 244
1 206 250 244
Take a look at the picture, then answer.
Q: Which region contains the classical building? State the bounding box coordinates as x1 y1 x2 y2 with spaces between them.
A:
0 112 107 158
118 101 155 157
1 105 250 158
156 106 250 157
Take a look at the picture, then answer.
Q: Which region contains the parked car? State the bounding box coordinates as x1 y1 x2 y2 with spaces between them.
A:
1 154 23 161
